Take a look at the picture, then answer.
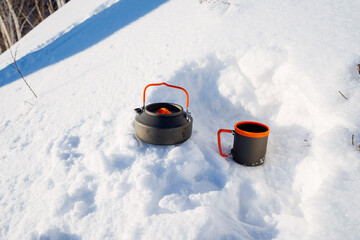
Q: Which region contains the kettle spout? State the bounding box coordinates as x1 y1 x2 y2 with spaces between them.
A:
134 107 143 114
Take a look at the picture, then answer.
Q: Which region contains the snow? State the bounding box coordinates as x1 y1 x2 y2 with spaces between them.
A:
1 0 360 239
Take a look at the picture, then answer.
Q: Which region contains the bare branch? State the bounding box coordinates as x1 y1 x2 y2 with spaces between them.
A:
24 100 34 106
352 134 355 146
9 47 38 98
9 64 17 70
18 6 36 31
338 91 348 100
34 0 44 21
18 0 26 15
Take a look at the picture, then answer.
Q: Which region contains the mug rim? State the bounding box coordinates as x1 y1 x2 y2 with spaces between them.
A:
234 121 270 138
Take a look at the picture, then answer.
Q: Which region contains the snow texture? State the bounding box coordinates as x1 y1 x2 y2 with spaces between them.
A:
1 0 360 239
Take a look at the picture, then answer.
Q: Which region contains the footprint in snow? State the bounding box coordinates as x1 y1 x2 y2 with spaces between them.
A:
52 174 97 218
33 227 80 240
56 135 82 166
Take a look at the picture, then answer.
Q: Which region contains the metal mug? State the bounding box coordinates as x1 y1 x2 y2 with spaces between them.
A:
217 121 270 166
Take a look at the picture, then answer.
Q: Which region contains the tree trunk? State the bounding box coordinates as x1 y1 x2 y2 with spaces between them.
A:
0 14 13 48
47 0 55 14
5 0 22 41
56 0 66 8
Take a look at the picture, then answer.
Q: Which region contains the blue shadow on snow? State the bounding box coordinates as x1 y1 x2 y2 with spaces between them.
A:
0 0 167 87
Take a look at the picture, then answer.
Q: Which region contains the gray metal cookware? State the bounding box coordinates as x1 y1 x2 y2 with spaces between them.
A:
134 82 192 145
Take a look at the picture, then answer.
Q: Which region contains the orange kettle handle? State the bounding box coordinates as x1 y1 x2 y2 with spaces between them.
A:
143 82 189 111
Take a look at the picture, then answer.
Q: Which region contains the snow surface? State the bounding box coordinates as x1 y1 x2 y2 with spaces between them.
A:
1 0 360 239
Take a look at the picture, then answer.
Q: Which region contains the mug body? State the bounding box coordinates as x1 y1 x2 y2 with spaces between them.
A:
231 121 269 166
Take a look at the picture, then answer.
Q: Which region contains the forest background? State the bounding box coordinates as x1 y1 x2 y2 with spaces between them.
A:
0 0 69 54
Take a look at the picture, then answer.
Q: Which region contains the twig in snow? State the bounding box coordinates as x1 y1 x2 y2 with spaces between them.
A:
24 100 34 106
301 139 310 147
9 47 38 98
352 134 355 146
199 0 230 5
338 90 348 100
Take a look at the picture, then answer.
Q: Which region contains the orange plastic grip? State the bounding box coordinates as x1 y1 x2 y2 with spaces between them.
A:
217 129 233 157
143 82 189 109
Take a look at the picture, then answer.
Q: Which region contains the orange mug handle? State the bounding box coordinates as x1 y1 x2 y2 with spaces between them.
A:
143 82 189 111
217 129 233 157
